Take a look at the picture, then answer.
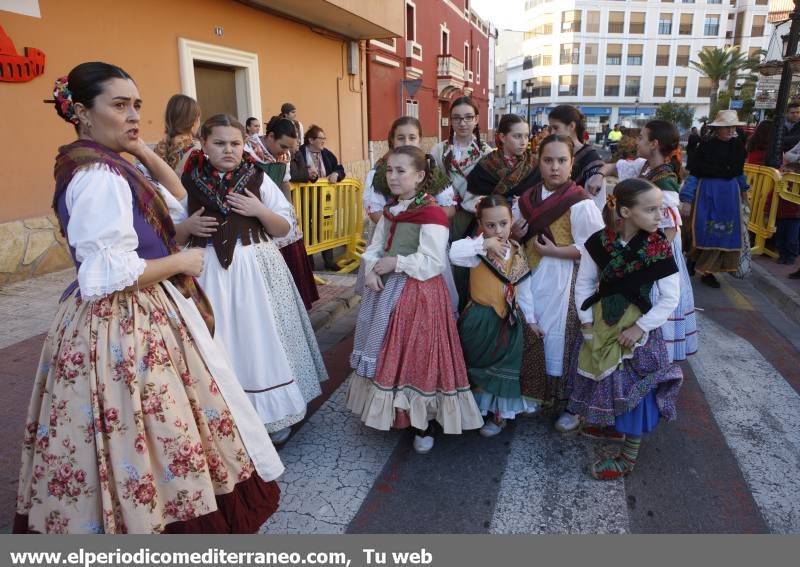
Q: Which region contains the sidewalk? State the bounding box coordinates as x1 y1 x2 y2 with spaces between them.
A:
0 266 358 533
749 255 800 326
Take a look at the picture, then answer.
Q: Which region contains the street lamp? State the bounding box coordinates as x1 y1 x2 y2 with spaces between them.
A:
523 79 535 124
767 0 800 167
634 98 639 126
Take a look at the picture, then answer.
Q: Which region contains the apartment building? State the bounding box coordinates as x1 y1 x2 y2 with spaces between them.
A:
499 0 772 132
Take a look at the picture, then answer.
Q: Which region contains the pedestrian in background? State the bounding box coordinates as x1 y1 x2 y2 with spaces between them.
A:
280 102 304 145
154 93 201 175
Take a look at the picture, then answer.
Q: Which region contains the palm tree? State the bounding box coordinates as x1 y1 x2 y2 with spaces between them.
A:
690 46 762 113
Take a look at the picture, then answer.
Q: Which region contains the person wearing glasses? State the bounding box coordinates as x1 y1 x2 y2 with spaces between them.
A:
290 125 346 270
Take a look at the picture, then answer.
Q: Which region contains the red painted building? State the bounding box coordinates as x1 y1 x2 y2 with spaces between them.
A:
366 0 491 152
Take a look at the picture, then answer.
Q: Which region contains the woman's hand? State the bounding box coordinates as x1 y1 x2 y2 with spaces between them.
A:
373 257 398 275
484 236 510 262
585 173 604 196
618 324 644 348
532 234 560 257
227 189 265 218
177 248 205 277
528 323 545 338
308 167 319 181
365 270 384 291
183 207 219 237
679 202 692 217
327 173 339 183
126 137 151 161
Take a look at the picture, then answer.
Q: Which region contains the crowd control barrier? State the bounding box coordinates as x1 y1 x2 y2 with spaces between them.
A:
288 178 366 274
743 164 782 258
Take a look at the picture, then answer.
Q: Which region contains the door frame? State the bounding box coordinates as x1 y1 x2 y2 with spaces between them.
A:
178 38 261 123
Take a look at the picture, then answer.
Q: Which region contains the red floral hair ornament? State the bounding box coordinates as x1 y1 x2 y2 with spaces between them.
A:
52 76 79 124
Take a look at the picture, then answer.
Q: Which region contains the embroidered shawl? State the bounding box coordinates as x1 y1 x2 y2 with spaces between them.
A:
182 149 261 216
518 181 590 244
382 193 449 251
642 163 680 193
467 149 538 199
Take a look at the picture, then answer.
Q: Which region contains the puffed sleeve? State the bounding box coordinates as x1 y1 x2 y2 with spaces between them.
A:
395 223 449 280
65 166 147 300
361 216 387 273
636 273 680 332
258 174 293 224
435 185 456 207
157 185 189 224
574 247 600 326
448 234 484 268
570 200 606 252
658 191 681 229
515 272 537 325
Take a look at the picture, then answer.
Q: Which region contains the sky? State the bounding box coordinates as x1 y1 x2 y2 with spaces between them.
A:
469 0 528 32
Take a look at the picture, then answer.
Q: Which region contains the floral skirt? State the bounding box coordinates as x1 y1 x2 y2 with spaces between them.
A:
346 273 482 433
14 284 282 534
566 329 683 430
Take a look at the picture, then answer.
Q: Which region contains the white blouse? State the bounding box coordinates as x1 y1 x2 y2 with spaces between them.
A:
361 198 449 281
575 243 680 333
65 165 148 300
449 234 537 324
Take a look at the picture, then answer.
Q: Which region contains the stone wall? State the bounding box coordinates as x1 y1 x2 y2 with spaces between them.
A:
0 214 72 286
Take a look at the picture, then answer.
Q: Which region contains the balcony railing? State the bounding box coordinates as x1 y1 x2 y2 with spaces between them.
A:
627 55 643 65
606 56 622 65
560 53 580 65
653 86 667 97
656 55 670 65
604 86 620 96
437 55 465 80
704 24 719 35
406 40 423 62
559 85 578 96
658 22 672 34
625 85 641 97
608 23 625 33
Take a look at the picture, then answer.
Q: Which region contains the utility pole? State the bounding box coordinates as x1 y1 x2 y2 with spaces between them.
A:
523 79 534 124
767 0 800 167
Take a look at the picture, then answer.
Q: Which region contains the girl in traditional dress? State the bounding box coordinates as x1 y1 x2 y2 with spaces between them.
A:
680 110 749 288
450 195 536 437
182 114 327 446
600 120 698 363
154 94 201 175
515 135 605 432
567 179 683 480
15 63 284 534
360 117 458 310
543 105 606 208
346 146 483 454
431 97 492 308
467 114 538 204
249 116 319 310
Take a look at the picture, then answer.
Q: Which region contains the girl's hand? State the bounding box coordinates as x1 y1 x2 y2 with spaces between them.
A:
679 202 692 217
532 234 559 257
183 207 219 237
227 189 265 218
511 218 528 241
365 270 384 291
373 257 398 275
618 324 644 348
177 248 205 277
585 173 604 196
327 173 339 183
528 323 545 338
484 236 510 261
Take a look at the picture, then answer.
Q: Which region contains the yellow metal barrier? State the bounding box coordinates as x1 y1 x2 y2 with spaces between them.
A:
289 178 367 274
744 163 781 258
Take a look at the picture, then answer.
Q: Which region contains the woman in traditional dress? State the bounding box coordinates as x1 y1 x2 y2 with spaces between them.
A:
346 146 482 454
467 114 538 205
182 114 327 446
450 195 536 437
541 105 606 209
600 120 698 364
249 116 319 310
515 134 605 431
680 110 749 288
15 63 284 534
153 94 201 175
567 179 683 479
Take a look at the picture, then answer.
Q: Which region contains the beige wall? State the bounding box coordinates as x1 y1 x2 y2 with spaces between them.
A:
0 0 370 223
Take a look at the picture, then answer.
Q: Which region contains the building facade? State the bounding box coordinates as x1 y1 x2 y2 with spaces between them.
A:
498 0 772 133
366 0 491 157
0 0 402 284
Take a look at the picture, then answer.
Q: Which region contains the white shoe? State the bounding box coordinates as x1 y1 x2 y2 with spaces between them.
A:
479 418 507 438
413 434 435 454
269 427 292 445
555 412 581 433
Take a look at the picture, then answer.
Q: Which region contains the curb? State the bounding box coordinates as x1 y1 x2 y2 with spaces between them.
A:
310 291 361 333
748 261 800 326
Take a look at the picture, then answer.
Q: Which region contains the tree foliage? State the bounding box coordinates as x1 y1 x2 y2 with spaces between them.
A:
690 46 762 110
655 102 695 130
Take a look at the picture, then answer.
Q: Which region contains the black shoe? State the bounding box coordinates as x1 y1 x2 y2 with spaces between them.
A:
789 269 800 280
701 274 721 288
687 259 696 277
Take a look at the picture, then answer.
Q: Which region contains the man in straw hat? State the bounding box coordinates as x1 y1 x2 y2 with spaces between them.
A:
679 110 749 288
